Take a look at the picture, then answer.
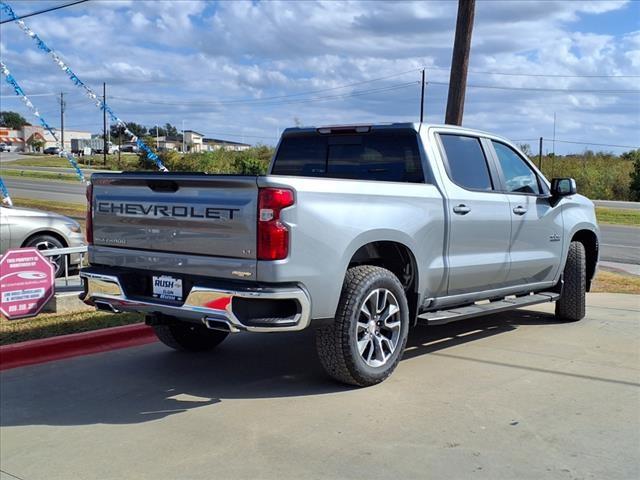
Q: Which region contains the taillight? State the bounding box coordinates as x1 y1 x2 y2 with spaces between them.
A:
257 188 294 260
85 182 93 244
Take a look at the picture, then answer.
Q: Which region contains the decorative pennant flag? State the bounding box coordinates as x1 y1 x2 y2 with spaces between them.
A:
1 61 85 183
1 1 168 172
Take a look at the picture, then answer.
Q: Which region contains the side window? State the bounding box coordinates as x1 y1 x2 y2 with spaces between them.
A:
439 134 493 191
492 141 541 195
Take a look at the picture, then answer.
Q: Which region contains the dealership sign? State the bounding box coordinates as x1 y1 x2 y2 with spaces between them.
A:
0 248 55 320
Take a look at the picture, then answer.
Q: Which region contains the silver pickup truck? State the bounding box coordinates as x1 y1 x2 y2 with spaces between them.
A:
80 123 599 386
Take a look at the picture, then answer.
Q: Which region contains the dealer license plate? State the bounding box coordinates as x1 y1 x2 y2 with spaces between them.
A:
152 275 183 301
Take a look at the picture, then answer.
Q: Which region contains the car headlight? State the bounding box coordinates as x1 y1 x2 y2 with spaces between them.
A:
66 223 82 233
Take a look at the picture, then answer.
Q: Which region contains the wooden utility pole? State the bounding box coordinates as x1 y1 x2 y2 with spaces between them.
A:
103 82 107 166
420 69 425 123
445 0 475 126
59 92 65 150
538 137 543 169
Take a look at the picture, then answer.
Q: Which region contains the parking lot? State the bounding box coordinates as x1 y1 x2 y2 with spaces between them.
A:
1 293 638 480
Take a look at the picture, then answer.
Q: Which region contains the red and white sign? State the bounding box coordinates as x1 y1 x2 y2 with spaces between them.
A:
0 248 55 320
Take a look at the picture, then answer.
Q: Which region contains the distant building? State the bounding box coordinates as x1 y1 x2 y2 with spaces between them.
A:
0 126 48 152
42 128 91 151
203 137 251 152
156 132 251 152
184 130 204 152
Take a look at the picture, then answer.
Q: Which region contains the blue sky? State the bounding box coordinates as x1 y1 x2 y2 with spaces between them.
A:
1 0 639 153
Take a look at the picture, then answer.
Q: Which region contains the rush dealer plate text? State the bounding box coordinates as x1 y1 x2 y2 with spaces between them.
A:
152 275 183 301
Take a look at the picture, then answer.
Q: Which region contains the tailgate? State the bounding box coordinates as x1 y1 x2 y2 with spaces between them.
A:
91 174 258 259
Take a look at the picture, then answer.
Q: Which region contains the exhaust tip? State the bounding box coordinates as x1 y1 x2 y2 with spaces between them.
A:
95 301 119 313
203 317 240 333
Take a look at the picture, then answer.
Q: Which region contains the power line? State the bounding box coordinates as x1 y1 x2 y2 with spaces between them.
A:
110 81 420 107
0 0 89 24
426 66 640 79
428 81 639 94
513 138 638 149
553 139 639 149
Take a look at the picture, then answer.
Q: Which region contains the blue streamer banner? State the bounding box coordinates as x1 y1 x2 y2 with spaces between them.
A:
1 61 85 183
0 176 12 206
0 1 168 172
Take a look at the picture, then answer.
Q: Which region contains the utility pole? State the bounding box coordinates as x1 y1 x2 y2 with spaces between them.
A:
103 82 107 166
552 112 556 156
538 137 543 169
59 92 65 151
445 0 475 126
155 124 159 150
420 68 425 123
182 119 185 153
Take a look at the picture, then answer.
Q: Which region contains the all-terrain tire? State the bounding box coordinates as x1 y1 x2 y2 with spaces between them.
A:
153 323 228 352
315 265 409 387
555 241 586 322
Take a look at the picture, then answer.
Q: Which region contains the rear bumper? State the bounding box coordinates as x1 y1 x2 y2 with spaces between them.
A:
79 269 311 333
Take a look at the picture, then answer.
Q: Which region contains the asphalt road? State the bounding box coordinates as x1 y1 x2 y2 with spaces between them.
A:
1 293 638 480
2 177 86 204
599 224 640 264
594 200 640 211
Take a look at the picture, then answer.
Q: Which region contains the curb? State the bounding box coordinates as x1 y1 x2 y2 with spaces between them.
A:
0 323 157 371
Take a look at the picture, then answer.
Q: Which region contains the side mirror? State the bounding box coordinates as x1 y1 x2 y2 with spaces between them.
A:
551 178 577 197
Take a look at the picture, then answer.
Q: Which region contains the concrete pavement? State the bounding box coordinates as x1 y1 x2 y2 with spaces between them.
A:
1 293 638 480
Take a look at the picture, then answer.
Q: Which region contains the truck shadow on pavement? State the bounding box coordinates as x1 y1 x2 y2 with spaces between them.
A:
0 309 559 428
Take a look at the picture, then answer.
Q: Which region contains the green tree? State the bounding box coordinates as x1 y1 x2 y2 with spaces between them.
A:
149 125 167 137
518 143 532 156
624 149 640 201
164 123 179 137
0 111 29 129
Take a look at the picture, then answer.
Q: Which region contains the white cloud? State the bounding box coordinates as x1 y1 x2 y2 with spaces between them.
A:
0 0 638 151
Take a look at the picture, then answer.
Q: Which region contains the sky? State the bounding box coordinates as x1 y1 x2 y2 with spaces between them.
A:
0 0 639 154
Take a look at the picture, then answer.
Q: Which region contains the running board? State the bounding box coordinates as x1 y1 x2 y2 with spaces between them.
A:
417 292 560 326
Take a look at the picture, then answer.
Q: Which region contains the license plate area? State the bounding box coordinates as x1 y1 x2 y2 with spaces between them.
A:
152 275 183 301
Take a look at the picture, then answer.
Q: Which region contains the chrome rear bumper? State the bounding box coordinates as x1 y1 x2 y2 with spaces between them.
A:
80 270 311 333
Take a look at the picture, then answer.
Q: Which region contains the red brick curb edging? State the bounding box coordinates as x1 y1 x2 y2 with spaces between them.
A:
0 323 157 371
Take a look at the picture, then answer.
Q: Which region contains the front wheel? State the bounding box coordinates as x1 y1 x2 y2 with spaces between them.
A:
555 241 586 321
153 322 228 352
24 234 65 277
316 265 409 387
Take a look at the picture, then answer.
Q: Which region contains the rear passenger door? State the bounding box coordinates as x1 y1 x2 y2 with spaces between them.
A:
437 134 511 296
488 140 563 285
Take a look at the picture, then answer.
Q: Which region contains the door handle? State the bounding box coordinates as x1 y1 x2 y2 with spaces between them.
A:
453 204 471 215
513 206 528 215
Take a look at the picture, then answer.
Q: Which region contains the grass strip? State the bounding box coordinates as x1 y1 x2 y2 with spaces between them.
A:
0 311 143 346
595 207 640 226
591 270 640 294
12 196 86 221
0 168 79 182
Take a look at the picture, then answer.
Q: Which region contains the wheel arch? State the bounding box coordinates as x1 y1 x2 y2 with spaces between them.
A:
347 240 420 325
21 229 68 249
570 229 599 292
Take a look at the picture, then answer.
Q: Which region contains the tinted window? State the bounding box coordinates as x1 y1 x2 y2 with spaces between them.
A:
271 135 326 176
440 134 493 190
492 141 541 194
272 131 424 183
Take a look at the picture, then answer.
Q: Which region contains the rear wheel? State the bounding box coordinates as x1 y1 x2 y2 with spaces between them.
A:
153 322 229 352
316 265 409 387
555 241 586 321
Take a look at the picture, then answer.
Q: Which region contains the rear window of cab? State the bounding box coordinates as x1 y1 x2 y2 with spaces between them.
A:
272 131 425 183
